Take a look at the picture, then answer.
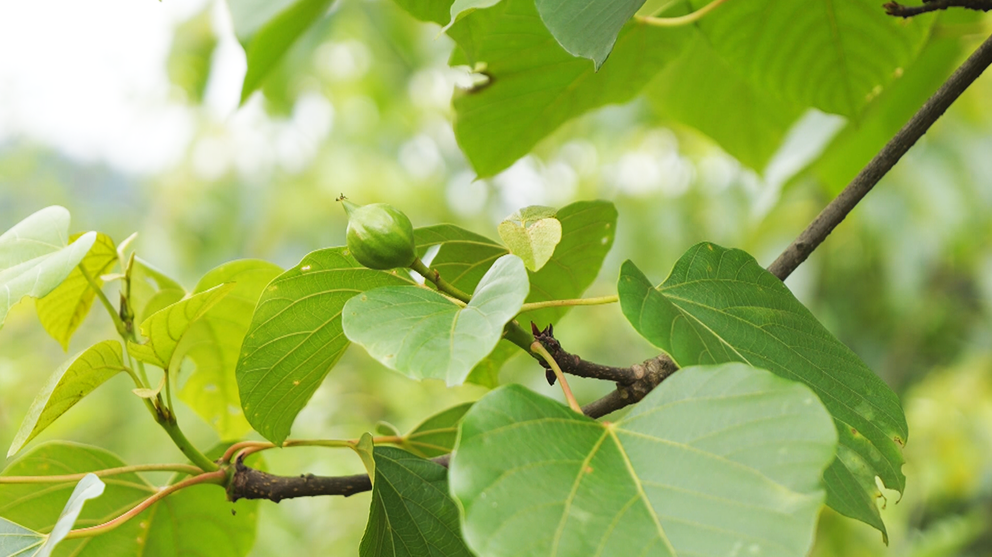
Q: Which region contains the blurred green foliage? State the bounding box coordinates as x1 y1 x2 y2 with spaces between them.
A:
0 0 991 554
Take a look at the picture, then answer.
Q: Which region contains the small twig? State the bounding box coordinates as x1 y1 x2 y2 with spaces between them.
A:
767 30 992 281
531 341 583 413
884 0 992 16
531 323 638 385
227 455 451 501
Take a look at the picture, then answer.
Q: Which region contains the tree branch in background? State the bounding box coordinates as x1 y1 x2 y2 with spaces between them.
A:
884 0 992 17
767 30 992 281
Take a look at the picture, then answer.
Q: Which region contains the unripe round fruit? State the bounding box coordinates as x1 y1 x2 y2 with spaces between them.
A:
341 199 417 270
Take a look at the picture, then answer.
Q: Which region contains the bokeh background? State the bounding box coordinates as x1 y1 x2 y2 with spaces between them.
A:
1 0 991 554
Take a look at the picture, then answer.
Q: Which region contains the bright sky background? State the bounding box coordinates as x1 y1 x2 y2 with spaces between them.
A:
0 0 252 175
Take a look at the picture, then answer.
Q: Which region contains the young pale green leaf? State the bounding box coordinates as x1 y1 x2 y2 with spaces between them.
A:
617 243 908 537
228 0 336 103
0 518 44 557
127 283 236 369
35 474 105 557
687 0 931 118
35 233 117 351
354 433 376 485
128 257 186 327
175 260 282 440
646 29 804 172
360 448 472 557
0 207 96 331
497 207 561 272
448 0 692 177
0 442 259 557
451 364 837 557
343 255 529 386
8 341 128 458
236 248 413 445
535 0 645 69
401 402 473 457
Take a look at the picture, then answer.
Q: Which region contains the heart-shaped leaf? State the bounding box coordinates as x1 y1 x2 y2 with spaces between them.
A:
236 248 413 444
0 442 259 557
497 207 561 272
0 207 96 331
175 260 283 440
617 242 908 537
127 283 236 370
451 364 837 556
8 340 128 458
35 233 118 351
343 255 529 385
360 447 472 557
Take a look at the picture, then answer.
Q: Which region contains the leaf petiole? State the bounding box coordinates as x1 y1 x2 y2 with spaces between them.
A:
635 0 732 27
531 341 583 413
0 463 204 484
62 469 226 540
518 295 618 313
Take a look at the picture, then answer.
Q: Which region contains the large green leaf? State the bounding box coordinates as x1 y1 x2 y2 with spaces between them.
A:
617 243 908 537
448 0 691 177
0 517 43 557
360 447 472 557
176 260 283 440
401 402 473 458
0 442 258 557
35 233 117 351
236 248 412 444
7 341 128 458
127 283 236 370
342 255 529 385
646 29 804 171
688 0 932 118
228 0 336 103
0 207 96 331
451 364 837 556
535 0 644 69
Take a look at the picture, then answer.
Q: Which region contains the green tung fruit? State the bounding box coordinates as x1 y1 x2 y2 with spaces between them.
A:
341 199 417 270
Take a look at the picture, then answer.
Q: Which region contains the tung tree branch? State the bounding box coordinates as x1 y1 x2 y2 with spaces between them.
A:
884 0 992 17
